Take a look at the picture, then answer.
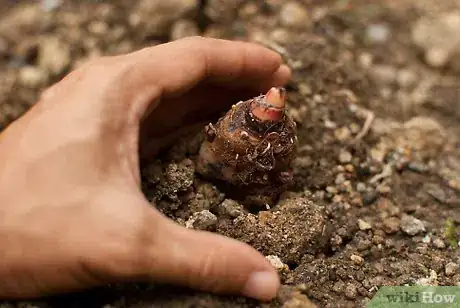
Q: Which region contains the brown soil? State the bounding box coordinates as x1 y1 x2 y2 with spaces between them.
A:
0 1 459 307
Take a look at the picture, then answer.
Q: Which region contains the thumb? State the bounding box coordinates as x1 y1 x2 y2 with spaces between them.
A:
144 212 280 301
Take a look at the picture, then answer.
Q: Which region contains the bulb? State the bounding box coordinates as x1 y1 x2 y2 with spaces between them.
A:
195 87 298 207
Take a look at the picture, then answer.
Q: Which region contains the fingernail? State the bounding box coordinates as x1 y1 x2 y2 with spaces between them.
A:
242 271 280 301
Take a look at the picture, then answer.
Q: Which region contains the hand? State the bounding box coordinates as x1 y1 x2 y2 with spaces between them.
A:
0 37 290 301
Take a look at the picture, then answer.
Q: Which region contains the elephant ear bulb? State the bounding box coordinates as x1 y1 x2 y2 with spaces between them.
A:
195 87 298 208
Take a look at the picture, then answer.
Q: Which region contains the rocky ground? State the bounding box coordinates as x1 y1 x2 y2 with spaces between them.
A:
1 0 460 307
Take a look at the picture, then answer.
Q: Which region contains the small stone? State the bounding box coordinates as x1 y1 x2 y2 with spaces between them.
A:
425 48 449 68
383 217 400 234
370 64 397 85
334 126 352 141
266 255 289 272
326 186 338 194
170 19 200 40
363 191 379 205
422 234 431 243
358 219 372 231
218 199 243 218
270 28 290 44
18 66 47 88
239 1 258 18
38 37 71 76
313 94 323 103
345 164 354 173
185 210 217 231
366 23 391 44
400 215 426 236
445 262 459 276
287 105 308 124
41 0 62 12
332 194 343 203
358 52 373 69
298 83 312 96
433 238 446 249
338 150 352 164
397 69 418 88
415 270 438 286
280 2 309 28
332 280 345 293
356 182 366 192
344 283 358 299
376 185 391 194
88 20 109 36
350 254 364 265
335 173 346 185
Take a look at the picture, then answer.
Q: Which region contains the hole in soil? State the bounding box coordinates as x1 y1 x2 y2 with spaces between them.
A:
286 261 299 270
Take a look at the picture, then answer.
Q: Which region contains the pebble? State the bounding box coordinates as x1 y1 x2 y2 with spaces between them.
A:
445 262 459 276
326 186 338 194
335 173 346 185
370 64 397 85
358 219 372 231
38 37 71 76
185 210 217 231
287 105 308 124
422 234 431 243
339 150 352 164
363 191 378 205
266 255 289 272
433 238 446 249
270 28 290 44
280 2 309 28
41 0 62 12
415 270 438 286
400 215 426 235
425 48 449 68
344 283 358 299
218 199 243 218
170 19 200 40
366 23 391 44
18 66 47 88
358 52 373 69
356 182 366 192
396 69 418 88
88 20 109 36
383 217 400 234
298 83 312 96
350 254 364 265
239 2 258 19
334 126 352 141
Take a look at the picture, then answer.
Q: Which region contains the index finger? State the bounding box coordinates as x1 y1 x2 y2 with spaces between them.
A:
123 36 287 99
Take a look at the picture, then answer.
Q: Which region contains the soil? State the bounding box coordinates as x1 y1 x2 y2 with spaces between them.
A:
1 0 459 307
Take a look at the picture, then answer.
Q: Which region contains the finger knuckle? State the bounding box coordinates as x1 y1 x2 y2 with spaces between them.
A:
194 247 228 291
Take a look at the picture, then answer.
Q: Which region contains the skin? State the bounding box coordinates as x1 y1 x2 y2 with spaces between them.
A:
0 37 291 301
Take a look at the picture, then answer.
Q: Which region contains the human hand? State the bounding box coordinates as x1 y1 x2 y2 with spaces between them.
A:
0 37 290 301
